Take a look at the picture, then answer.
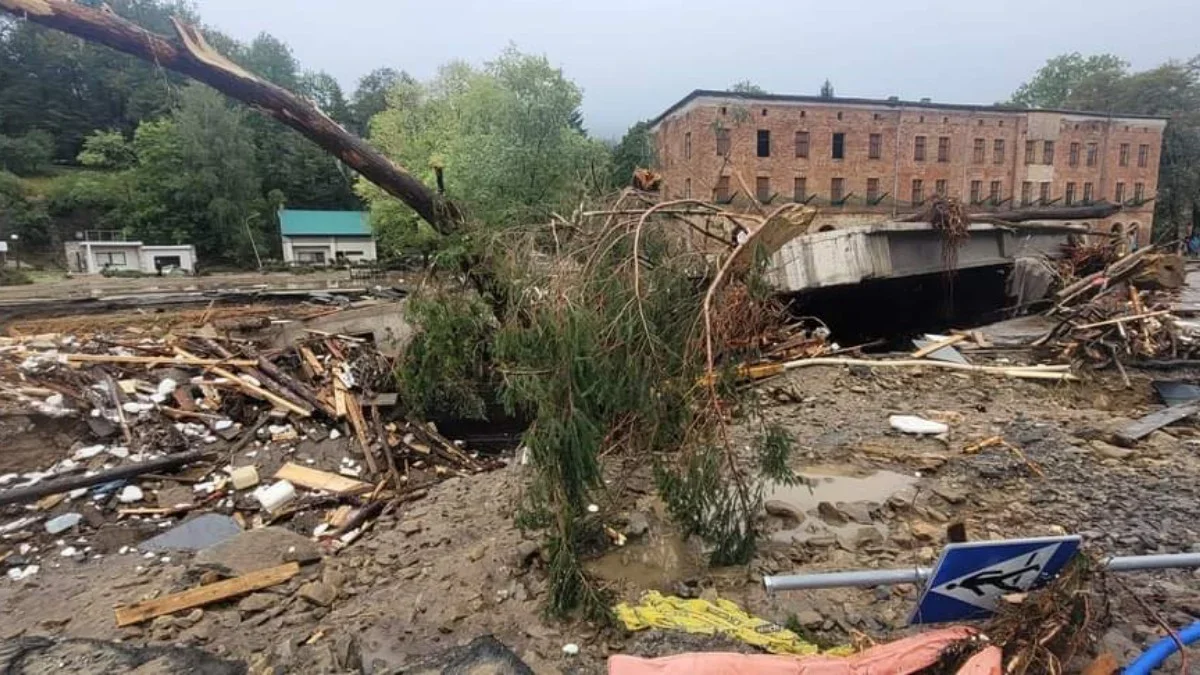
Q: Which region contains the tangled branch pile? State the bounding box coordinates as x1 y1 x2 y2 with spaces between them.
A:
472 190 813 617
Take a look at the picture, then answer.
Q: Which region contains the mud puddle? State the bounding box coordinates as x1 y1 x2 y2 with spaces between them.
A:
766 468 917 546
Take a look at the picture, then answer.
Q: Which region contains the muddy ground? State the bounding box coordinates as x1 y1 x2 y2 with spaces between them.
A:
1 363 1199 673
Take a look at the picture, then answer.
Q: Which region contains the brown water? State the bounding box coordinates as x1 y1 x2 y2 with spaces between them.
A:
766 468 918 545
585 524 702 590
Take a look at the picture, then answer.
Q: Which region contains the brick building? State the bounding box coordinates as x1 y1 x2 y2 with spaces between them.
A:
649 90 1167 245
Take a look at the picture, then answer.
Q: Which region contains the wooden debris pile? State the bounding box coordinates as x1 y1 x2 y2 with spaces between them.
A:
1038 247 1194 370
0 323 499 577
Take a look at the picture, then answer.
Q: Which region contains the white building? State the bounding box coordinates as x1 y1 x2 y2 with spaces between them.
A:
279 210 377 265
65 240 197 275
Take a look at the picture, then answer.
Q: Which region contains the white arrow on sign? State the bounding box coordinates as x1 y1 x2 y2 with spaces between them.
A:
929 542 1063 611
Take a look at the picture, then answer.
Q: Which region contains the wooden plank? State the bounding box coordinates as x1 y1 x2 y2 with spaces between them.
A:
66 354 258 367
298 346 325 377
275 462 371 495
337 379 378 475
1115 401 1200 445
114 562 299 627
175 348 311 418
911 334 968 359
1074 309 1171 331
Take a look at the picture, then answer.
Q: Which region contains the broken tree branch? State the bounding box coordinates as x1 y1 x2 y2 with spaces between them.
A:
0 0 458 233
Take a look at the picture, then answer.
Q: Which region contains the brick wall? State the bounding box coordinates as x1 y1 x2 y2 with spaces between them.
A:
652 94 1165 246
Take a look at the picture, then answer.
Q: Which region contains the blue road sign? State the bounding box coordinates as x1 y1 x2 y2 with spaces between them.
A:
911 535 1082 625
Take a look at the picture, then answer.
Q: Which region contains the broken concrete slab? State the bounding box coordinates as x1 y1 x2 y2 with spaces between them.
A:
141 514 243 553
193 526 321 575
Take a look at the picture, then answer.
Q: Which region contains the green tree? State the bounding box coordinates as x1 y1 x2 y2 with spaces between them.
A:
127 83 267 263
361 47 609 235
729 80 767 94
610 120 655 186
77 130 136 169
1008 53 1129 108
350 67 414 135
820 79 834 98
0 171 50 247
0 131 54 176
300 70 352 125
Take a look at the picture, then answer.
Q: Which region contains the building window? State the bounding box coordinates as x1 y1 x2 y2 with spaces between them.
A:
993 139 1005 164
914 135 926 162
1115 182 1126 204
868 133 882 160
989 180 1001 204
1069 142 1080 167
970 180 982 204
1086 143 1098 167
96 251 127 267
1039 181 1051 204
1021 181 1033 206
761 108 768 117
866 177 880 203
1065 182 1076 205
1025 140 1036 164
793 177 807 202
714 175 731 201
756 176 771 202
757 129 771 157
716 127 730 156
720 106 727 116
836 111 843 121
973 138 985 163
1042 140 1054 165
1138 144 1150 168
794 131 810 158
935 179 947 196
831 132 845 159
912 179 924 205
1134 182 1145 202
1083 182 1093 203
1119 143 1130 167
684 132 692 160
684 178 692 199
937 136 950 162
830 177 845 203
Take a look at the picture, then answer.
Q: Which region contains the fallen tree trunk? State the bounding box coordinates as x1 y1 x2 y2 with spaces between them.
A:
0 0 458 233
0 449 215 507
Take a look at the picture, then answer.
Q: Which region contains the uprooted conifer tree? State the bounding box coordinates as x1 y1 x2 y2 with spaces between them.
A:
1 0 804 619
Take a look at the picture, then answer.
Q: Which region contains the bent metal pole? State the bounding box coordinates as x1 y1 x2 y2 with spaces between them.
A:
762 552 1200 593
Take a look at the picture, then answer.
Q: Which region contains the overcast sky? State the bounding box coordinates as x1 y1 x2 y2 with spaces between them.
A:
194 0 1199 139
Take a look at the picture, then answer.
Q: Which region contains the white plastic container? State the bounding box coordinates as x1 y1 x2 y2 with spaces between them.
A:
230 465 260 490
254 480 296 512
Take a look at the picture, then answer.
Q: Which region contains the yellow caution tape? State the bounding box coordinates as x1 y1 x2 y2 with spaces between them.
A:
615 591 852 656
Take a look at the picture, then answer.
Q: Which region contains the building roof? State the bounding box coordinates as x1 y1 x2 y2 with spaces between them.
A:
647 89 1171 130
279 210 372 237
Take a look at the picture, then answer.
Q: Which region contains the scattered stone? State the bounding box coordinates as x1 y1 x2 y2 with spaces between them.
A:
117 485 144 503
837 501 873 524
764 500 806 522
509 540 541 568
910 521 942 544
793 610 824 629
1091 441 1135 460
816 502 847 526
142 513 242 552
398 519 422 536
298 580 337 607
174 608 204 629
194 527 321 575
44 513 82 535
237 593 278 614
155 485 194 510
889 415 949 435
624 512 650 537
932 485 966 504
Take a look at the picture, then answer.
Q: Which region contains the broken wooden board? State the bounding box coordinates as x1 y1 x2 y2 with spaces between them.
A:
114 562 299 627
911 334 968 359
274 462 371 495
1114 401 1200 445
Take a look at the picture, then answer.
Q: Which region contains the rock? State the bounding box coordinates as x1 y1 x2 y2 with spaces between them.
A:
238 593 279 614
398 519 422 536
174 608 204 629
155 486 194 510
298 581 337 607
509 540 541 568
932 485 966 504
764 500 805 522
322 566 347 591
1091 441 1134 460
1099 628 1140 663
333 633 362 671
910 521 942 543
793 610 824 629
44 513 82 535
855 526 884 547
816 502 847 526
117 485 144 503
193 527 322 575
838 501 873 524
625 512 651 537
467 544 488 562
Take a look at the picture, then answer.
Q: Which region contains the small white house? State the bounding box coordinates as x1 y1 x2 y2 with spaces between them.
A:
279 210 377 265
65 240 197 275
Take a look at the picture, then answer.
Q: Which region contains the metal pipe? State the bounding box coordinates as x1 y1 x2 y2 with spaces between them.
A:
763 551 1200 593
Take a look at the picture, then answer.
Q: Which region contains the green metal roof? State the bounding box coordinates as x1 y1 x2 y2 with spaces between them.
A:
279 210 372 237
